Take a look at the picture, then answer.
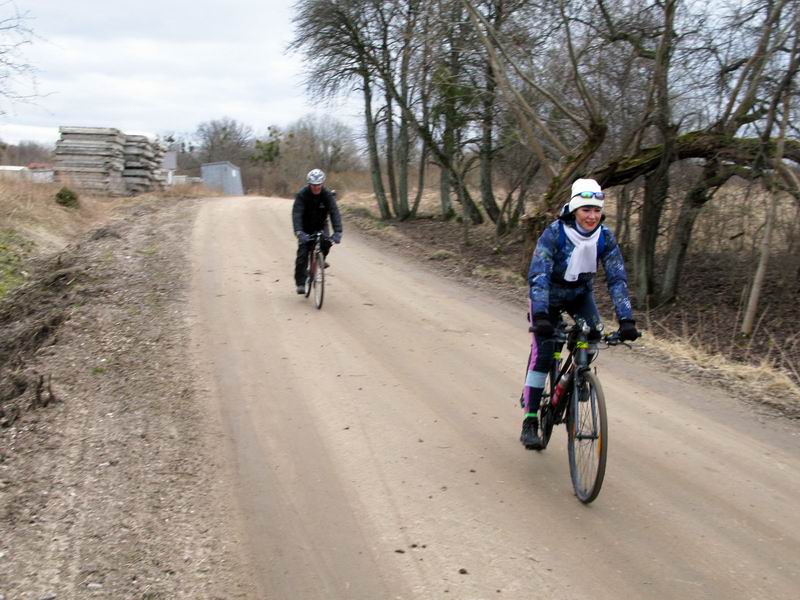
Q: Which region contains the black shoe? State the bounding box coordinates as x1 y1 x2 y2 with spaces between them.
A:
296 285 305 295
520 417 544 450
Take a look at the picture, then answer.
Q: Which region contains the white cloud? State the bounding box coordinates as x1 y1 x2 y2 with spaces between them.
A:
0 1 362 145
0 123 59 145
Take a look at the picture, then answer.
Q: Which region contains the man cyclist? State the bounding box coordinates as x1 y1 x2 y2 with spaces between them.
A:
292 168 343 294
520 178 639 449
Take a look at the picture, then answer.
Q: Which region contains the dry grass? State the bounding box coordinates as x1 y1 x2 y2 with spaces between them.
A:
0 179 208 298
471 264 524 285
642 332 800 416
1 179 126 253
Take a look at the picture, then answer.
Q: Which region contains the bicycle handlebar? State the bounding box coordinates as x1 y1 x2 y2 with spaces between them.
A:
533 321 635 348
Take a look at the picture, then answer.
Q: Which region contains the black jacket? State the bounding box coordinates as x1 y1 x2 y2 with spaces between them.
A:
291 186 343 235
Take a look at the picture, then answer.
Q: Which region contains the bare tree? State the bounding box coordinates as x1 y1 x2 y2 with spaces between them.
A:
742 12 800 334
291 0 393 219
0 3 36 114
195 117 254 165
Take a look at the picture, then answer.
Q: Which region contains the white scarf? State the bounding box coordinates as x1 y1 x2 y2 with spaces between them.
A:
563 224 601 282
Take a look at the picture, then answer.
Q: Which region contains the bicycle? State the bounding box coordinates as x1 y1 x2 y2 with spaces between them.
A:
303 231 328 309
531 318 632 503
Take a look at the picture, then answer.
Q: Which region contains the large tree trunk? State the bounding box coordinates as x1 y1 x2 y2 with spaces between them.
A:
410 141 428 217
478 5 503 231
659 164 732 304
614 184 632 252
742 192 778 335
458 177 484 225
396 2 415 221
363 73 391 220
384 92 400 217
439 158 454 219
397 109 410 220
659 191 703 305
438 5 460 221
636 165 670 305
480 63 502 230
634 0 677 307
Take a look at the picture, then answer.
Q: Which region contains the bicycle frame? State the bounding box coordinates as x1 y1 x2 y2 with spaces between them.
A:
539 319 602 441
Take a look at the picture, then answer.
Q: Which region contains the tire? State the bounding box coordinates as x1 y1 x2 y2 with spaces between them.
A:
567 370 607 504
539 378 556 449
313 248 324 309
304 254 312 298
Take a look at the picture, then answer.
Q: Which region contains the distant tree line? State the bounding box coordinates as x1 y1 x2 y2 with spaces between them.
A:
162 113 364 197
0 140 52 165
290 0 800 324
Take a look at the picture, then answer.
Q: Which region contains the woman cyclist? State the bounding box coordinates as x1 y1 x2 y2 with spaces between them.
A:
520 178 639 449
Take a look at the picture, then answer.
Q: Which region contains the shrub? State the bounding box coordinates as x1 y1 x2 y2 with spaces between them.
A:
55 187 79 208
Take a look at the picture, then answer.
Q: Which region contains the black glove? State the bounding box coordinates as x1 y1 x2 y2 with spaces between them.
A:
533 313 554 339
619 319 639 342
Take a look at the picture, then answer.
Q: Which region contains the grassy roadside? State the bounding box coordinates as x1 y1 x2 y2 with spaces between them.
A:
0 179 207 299
339 195 800 419
0 229 34 296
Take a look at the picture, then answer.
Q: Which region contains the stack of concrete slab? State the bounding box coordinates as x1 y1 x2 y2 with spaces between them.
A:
54 127 127 195
54 127 169 196
123 135 165 194
151 142 166 191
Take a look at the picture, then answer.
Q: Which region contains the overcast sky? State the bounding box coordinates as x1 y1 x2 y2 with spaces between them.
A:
0 0 360 146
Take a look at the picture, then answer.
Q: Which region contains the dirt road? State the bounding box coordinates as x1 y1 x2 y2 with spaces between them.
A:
190 196 799 599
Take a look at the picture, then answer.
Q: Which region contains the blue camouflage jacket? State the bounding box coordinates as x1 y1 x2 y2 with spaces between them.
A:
528 219 634 322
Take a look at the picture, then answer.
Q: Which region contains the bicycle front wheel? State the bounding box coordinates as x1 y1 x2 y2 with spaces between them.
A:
313 248 325 309
567 370 607 503
304 254 313 298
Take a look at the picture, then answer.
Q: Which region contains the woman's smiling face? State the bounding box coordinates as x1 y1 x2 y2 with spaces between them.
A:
575 206 602 230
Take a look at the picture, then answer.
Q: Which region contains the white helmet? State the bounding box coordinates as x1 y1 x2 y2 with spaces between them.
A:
307 168 326 185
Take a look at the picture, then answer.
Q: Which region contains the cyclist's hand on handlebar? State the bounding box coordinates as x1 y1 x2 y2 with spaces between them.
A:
296 231 310 243
533 313 554 339
331 232 342 244
618 319 639 342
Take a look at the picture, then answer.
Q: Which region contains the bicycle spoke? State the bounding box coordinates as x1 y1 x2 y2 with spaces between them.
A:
313 249 324 309
567 372 607 503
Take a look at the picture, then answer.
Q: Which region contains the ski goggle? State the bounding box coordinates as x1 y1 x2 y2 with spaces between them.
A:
571 191 605 200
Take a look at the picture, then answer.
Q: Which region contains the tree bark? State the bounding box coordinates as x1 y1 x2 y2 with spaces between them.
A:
480 60 502 230
410 142 428 217
479 3 503 231
741 17 798 334
634 0 676 306
384 91 400 217
362 73 392 220
659 164 733 304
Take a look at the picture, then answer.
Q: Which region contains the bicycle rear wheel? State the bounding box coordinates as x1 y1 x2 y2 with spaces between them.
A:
567 370 607 503
313 248 325 309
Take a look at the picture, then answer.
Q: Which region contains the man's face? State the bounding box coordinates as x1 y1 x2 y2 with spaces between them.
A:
310 183 322 195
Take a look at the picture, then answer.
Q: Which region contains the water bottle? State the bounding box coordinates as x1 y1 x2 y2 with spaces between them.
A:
551 369 573 406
